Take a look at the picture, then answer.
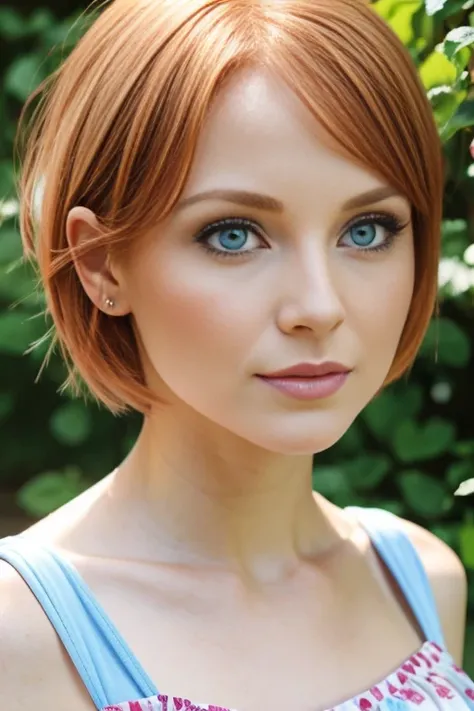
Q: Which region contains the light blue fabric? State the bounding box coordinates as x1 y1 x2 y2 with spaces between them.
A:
0 506 445 709
347 506 445 647
0 535 158 709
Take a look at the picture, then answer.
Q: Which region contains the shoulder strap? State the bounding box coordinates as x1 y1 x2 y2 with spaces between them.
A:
346 506 445 647
0 535 158 709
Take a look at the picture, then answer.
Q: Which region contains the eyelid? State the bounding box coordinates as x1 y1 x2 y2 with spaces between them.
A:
340 210 409 232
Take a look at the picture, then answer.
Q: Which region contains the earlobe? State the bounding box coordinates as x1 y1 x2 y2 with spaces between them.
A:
66 206 131 316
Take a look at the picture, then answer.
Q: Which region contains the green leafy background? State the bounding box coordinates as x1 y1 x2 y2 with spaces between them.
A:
1 0 474 670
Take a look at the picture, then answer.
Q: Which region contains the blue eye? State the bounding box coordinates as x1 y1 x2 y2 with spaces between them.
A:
194 218 266 258
194 212 407 260
339 214 407 252
349 223 377 247
217 227 248 251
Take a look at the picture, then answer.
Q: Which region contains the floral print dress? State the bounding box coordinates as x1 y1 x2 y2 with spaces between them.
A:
102 641 474 711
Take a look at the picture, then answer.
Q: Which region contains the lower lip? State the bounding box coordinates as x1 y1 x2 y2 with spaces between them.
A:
257 372 349 400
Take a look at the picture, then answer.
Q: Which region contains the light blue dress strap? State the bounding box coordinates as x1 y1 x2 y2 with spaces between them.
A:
346 506 445 647
0 535 158 709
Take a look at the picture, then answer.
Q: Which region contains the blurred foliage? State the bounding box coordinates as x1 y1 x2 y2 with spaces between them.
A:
1 0 474 666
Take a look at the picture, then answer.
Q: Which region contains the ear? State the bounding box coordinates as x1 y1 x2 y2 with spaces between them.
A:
66 206 131 316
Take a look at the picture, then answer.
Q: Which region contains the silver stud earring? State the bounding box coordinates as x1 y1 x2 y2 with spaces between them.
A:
104 297 115 308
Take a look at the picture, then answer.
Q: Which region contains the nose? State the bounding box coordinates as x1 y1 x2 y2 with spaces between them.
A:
276 245 345 336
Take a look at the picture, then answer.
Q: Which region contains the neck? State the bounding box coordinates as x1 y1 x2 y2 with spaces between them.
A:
90 408 350 584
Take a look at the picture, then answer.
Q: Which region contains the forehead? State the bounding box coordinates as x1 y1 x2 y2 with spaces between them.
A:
181 67 386 204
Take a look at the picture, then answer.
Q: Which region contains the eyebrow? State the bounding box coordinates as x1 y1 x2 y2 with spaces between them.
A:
175 185 403 213
341 186 403 210
176 189 284 213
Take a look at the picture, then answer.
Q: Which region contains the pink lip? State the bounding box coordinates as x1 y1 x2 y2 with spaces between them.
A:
260 361 350 378
257 372 349 400
256 362 351 401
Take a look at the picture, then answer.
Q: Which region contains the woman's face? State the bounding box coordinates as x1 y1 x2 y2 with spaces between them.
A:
116 68 415 454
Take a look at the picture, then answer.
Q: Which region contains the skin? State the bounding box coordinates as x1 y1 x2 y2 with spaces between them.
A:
0 68 467 710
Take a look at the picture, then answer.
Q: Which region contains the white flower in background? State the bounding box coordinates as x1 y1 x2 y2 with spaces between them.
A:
455 478 474 496
430 381 452 404
0 199 19 221
438 257 474 294
464 243 474 266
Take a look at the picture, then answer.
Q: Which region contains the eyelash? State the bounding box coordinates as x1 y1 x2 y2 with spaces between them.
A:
193 212 409 260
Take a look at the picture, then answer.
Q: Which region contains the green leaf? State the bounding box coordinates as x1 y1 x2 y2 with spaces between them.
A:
442 219 470 258
0 160 15 200
0 226 23 265
332 419 364 456
122 433 140 457
0 260 40 305
313 466 358 507
4 55 47 102
373 499 406 517
343 454 392 491
453 440 474 457
362 385 423 443
443 219 468 239
0 7 56 39
313 466 351 498
0 393 14 422
430 523 459 549
399 469 451 517
0 311 46 356
419 317 471 367
27 9 56 36
49 402 92 446
428 86 467 134
444 99 474 138
460 521 474 568
373 0 423 46
419 51 457 90
42 13 93 50
393 418 456 462
442 27 474 60
16 468 89 518
0 8 28 39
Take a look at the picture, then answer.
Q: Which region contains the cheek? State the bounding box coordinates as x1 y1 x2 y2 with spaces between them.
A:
347 248 415 361
127 255 261 392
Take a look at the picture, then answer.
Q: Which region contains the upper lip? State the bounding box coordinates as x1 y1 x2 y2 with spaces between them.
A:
259 361 351 378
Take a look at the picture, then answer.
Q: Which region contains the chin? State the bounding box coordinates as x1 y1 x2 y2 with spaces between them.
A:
239 411 358 456
263 434 344 456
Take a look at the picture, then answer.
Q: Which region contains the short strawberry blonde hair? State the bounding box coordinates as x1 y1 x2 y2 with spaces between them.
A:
17 0 443 415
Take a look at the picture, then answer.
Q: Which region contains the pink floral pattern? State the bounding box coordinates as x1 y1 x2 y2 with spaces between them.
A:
103 641 474 711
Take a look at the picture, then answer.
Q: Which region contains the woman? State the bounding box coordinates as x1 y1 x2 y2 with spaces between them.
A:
0 0 470 709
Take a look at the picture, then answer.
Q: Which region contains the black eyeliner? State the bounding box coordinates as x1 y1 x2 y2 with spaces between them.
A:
193 211 409 259
341 211 410 253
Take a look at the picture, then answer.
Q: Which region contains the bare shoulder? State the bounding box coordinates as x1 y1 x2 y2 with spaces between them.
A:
396 515 467 664
0 560 93 710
